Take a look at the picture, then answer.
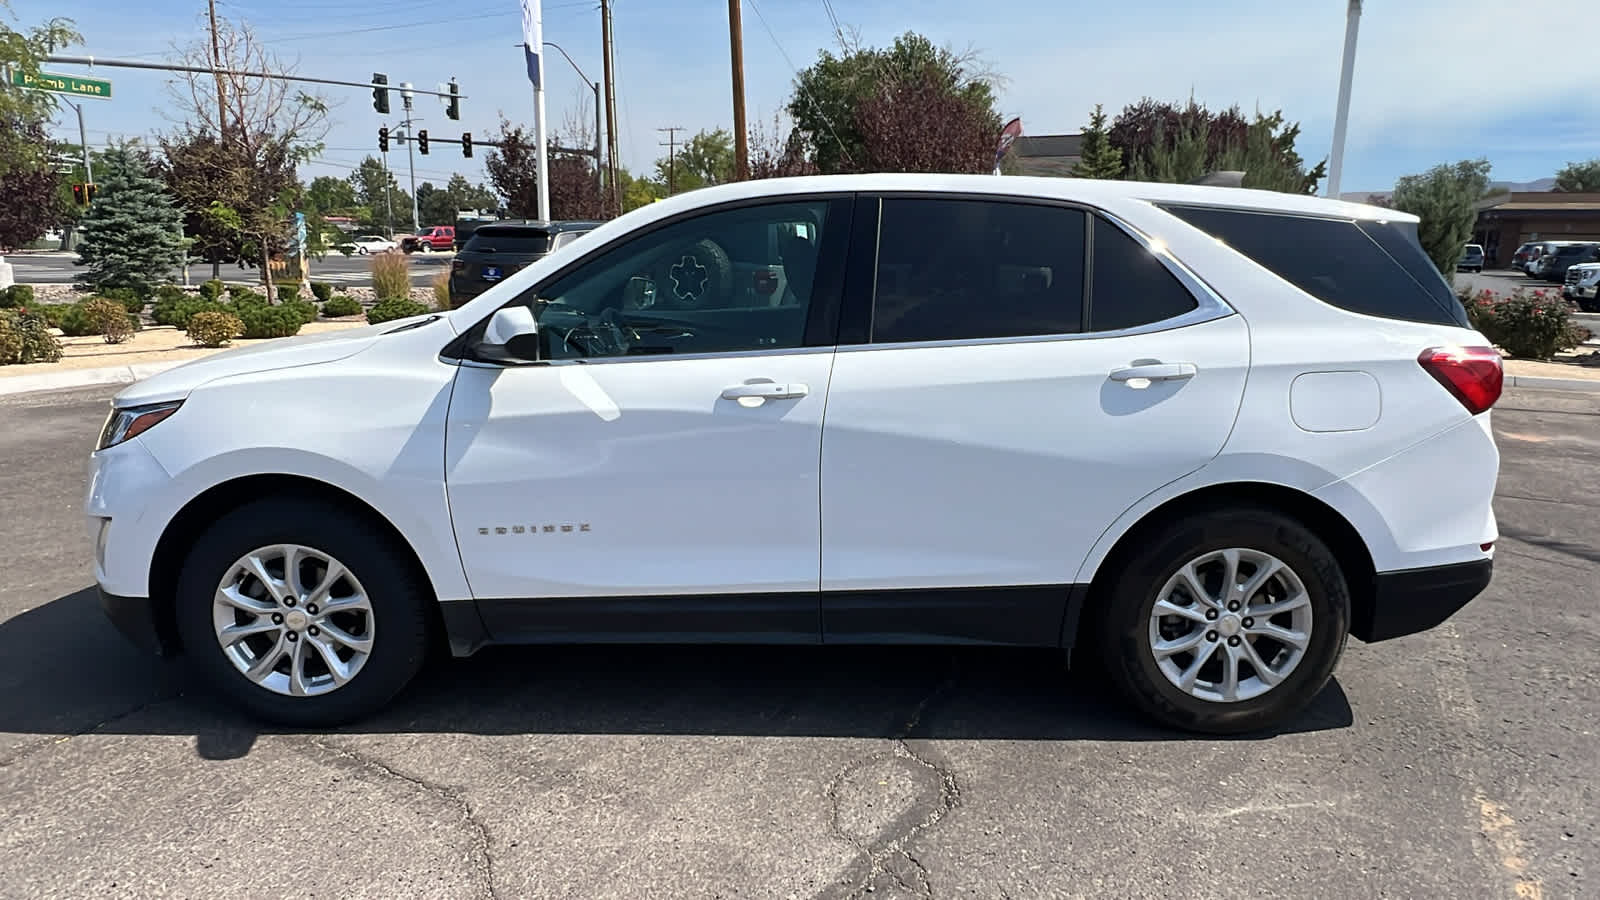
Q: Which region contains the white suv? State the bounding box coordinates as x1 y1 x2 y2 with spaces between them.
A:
86 174 1501 734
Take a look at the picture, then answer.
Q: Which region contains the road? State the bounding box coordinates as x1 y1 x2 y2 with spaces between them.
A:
4 249 449 289
1 386 1596 898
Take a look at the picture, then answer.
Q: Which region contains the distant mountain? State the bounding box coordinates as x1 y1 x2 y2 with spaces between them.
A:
1340 176 1557 206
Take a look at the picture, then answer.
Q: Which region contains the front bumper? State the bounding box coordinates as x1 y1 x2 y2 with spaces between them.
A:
1352 559 1493 642
99 585 174 656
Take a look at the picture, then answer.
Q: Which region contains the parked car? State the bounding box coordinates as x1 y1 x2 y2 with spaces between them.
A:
1526 240 1582 277
87 174 1501 734
448 220 600 308
1564 261 1600 310
401 225 455 253
1457 243 1485 273
1511 242 1541 271
339 234 398 255
1538 242 1600 282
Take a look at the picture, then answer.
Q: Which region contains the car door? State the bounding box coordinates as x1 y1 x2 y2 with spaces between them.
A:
819 196 1249 643
444 196 853 642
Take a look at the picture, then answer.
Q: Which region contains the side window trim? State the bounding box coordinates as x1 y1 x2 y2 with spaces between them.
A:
845 192 1234 352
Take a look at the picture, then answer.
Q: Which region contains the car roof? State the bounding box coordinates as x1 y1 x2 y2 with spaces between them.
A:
469 219 603 233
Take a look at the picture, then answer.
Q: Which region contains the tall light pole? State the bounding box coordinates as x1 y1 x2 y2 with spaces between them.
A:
544 41 604 203
1325 0 1363 199
520 0 550 221
401 82 421 231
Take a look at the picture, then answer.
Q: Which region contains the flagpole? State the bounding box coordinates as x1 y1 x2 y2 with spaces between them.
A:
523 0 551 220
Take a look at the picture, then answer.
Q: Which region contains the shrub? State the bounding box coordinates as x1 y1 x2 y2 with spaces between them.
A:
0 309 64 364
321 294 363 317
366 296 431 324
155 284 187 304
277 284 301 303
81 297 135 344
431 269 451 309
32 303 73 329
370 251 410 300
236 302 304 339
199 279 224 301
56 303 97 337
226 284 254 301
0 284 36 309
154 297 226 330
186 310 244 347
280 298 319 325
1468 288 1579 360
99 286 147 314
311 281 334 302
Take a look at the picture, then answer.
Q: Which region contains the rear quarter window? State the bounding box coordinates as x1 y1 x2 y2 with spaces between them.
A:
1162 205 1469 328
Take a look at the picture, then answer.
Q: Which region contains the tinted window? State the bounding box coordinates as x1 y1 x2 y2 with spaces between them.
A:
871 198 1085 343
521 200 839 358
466 228 552 254
1090 217 1199 331
1164 206 1469 327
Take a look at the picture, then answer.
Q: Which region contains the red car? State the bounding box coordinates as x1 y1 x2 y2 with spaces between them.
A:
401 225 455 253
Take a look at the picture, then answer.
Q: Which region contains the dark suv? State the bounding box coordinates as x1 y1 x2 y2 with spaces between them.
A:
448 220 601 308
1538 242 1600 283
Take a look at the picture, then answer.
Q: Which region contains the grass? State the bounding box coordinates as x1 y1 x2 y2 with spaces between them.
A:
369 251 410 300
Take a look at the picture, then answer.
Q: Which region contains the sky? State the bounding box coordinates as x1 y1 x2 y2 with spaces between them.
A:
26 0 1600 197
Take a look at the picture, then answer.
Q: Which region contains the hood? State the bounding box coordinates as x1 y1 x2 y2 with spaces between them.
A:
112 319 408 406
1570 262 1600 273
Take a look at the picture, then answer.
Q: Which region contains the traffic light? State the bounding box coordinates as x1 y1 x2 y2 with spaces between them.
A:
445 80 460 121
71 183 95 207
417 129 429 155
378 126 389 153
461 132 472 158
371 73 390 114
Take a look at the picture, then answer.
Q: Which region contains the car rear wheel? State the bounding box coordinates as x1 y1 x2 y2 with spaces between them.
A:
1097 506 1350 734
174 499 432 726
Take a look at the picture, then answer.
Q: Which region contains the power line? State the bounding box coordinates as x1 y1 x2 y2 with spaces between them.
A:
744 0 852 168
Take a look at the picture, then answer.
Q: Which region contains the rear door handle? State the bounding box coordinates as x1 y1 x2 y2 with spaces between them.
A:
721 382 809 401
1109 363 1197 384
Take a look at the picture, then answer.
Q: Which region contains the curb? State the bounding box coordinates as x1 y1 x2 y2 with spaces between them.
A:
1504 374 1600 393
0 360 186 398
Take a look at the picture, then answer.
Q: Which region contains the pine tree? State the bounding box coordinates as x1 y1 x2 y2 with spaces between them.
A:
1071 105 1124 179
76 144 187 294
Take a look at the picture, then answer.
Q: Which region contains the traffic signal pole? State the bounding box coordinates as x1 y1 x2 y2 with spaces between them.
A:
75 102 92 185
401 84 421 232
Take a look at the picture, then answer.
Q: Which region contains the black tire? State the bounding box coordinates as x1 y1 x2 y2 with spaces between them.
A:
174 498 432 727
1096 506 1350 735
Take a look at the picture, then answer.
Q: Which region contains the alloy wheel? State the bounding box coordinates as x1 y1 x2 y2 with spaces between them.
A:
212 544 375 697
1147 548 1313 703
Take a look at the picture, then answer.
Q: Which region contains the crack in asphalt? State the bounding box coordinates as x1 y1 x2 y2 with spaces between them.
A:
825 668 962 900
302 736 498 900
0 692 177 768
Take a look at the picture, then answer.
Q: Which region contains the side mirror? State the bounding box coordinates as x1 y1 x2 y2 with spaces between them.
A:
623 275 656 309
479 305 540 362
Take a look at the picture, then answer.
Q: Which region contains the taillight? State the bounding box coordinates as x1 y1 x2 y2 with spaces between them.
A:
451 258 465 272
1418 345 1503 414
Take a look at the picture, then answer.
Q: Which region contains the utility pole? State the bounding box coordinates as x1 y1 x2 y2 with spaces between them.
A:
728 0 748 180
74 102 92 185
401 83 421 231
601 0 620 213
381 145 396 237
1326 0 1363 199
207 0 228 136
658 126 684 195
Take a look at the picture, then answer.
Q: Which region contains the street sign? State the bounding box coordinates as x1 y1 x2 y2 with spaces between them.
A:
10 69 112 99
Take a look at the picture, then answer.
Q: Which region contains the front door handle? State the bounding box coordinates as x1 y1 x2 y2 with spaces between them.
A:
1109 363 1198 384
721 382 809 401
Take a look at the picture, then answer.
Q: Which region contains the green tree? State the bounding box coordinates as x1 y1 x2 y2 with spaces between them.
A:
306 175 356 215
447 174 497 212
655 128 736 193
347 156 409 232
1554 158 1600 193
1071 105 1123 179
75 143 188 294
1390 158 1493 277
0 5 81 179
1109 98 1324 193
789 31 1000 174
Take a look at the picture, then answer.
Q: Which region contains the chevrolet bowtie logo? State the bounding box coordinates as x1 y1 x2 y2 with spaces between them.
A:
478 524 591 535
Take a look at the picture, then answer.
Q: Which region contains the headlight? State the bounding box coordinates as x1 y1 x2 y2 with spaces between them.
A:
98 401 183 451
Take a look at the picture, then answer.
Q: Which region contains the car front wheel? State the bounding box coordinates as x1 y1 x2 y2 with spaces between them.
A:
174 499 432 726
1097 506 1350 734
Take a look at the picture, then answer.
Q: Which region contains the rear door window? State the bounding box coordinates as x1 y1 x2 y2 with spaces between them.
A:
1163 205 1470 327
466 229 552 254
1089 217 1199 331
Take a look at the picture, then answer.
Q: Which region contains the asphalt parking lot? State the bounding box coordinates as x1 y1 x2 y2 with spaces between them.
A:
2 386 1595 899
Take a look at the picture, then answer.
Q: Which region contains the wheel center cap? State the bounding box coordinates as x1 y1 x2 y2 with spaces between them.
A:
284 609 309 631
1217 614 1242 638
